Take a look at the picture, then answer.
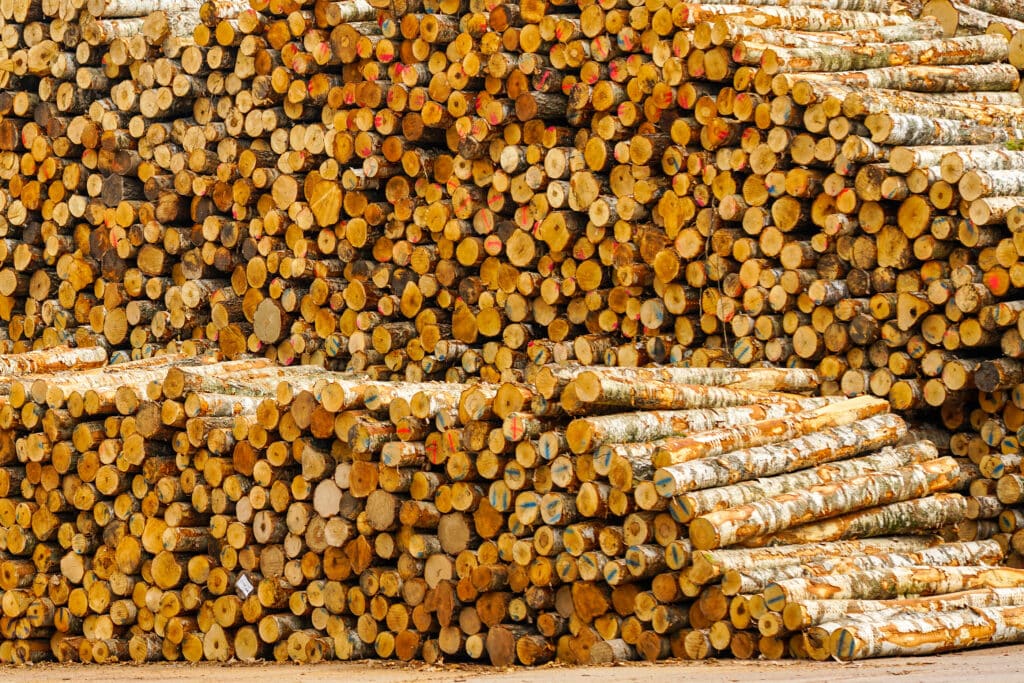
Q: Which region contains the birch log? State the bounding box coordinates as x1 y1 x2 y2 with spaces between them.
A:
689 457 961 549
567 397 830 454
783 585 1024 631
652 395 889 468
747 493 968 547
687 536 943 585
675 441 937 523
653 413 908 497
760 34 1011 74
764 565 1024 608
830 604 1024 660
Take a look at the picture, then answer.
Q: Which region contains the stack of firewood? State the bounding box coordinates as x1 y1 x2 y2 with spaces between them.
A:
0 347 1019 665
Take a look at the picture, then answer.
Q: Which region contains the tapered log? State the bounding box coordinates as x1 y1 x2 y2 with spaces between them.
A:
690 457 960 549
677 441 938 523
830 604 1024 660
653 413 907 497
783 584 1024 631
652 395 888 468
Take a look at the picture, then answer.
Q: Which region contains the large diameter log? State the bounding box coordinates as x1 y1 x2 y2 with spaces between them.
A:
652 395 889 468
760 34 1011 74
688 536 943 585
689 457 960 549
568 378 807 412
765 565 1024 608
675 440 937 523
566 397 830 454
784 585 1024 631
748 493 968 547
866 112 1024 146
571 366 820 392
653 413 907 497
830 604 1024 660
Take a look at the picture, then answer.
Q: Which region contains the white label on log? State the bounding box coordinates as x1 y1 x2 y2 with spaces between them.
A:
236 573 254 598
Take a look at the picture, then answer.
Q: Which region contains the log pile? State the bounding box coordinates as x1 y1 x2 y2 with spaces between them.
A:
0 0 1024 667
0 349 1016 665
0 0 1018 418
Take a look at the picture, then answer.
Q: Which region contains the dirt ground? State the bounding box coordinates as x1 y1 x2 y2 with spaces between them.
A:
3 643 1024 683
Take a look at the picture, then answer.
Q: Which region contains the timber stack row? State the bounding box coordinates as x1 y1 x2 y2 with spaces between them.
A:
0 0 1021 417
0 347 1018 665
0 0 1019 441
0 0 1023 667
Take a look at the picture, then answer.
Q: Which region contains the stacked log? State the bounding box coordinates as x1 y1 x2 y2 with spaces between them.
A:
0 0 1015 479
2 0 1024 667
0 350 1014 665
0 0 1016 414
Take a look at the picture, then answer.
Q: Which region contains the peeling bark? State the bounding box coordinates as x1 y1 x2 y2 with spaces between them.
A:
652 395 888 468
653 413 907 498
748 493 968 547
690 456 960 549
676 440 937 523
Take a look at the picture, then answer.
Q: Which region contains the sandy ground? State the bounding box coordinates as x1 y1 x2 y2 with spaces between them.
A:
4 644 1024 683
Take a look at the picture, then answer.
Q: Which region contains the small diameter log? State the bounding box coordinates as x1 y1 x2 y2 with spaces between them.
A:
783 584 1024 631
567 397 829 455
761 34 1011 74
571 366 820 392
688 535 943 585
765 564 1024 608
567 378 806 412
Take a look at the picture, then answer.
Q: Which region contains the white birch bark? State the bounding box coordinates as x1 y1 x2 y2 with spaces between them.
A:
784 584 1024 630
675 440 937 522
653 413 907 498
747 493 968 547
830 603 1024 660
690 457 960 549
566 396 831 454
